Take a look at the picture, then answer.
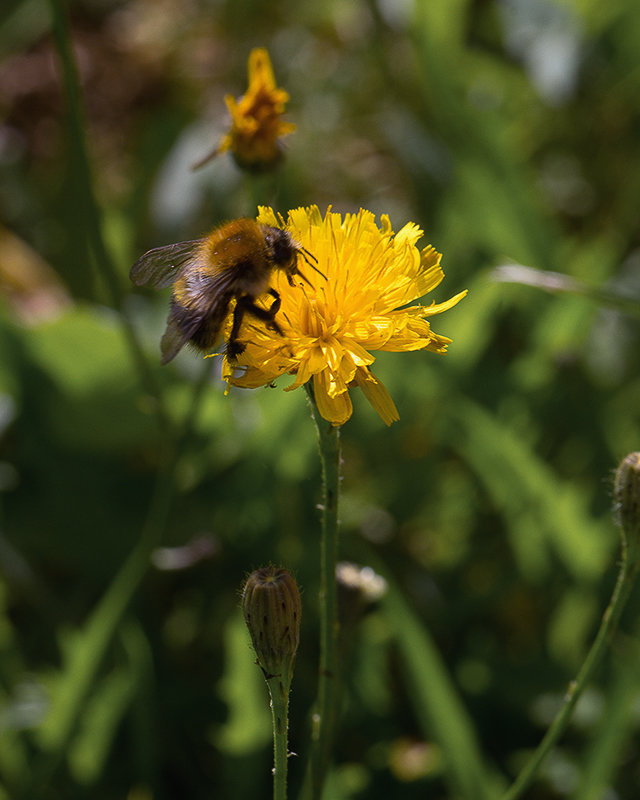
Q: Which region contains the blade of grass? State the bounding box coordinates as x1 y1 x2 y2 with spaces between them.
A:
408 2 559 272
47 0 169 434
27 360 213 794
380 567 502 800
450 398 610 581
492 264 640 319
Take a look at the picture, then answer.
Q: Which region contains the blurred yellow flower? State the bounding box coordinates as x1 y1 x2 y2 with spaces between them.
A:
195 48 295 171
222 206 467 427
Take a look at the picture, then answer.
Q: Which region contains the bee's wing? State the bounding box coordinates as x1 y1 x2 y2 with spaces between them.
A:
160 317 192 365
130 239 205 289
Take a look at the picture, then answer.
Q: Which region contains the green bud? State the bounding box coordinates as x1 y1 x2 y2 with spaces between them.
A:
614 452 640 559
242 566 301 684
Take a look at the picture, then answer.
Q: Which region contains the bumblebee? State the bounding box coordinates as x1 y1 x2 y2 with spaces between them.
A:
130 219 321 364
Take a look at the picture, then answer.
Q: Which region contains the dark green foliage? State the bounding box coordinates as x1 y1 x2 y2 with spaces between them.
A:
1 1 640 798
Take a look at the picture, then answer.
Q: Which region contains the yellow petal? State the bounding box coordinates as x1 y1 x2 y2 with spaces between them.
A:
422 289 468 316
355 368 399 426
248 48 276 91
314 371 352 426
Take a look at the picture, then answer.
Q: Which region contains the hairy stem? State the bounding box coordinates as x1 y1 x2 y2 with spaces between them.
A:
268 676 292 800
501 544 639 800
304 384 341 800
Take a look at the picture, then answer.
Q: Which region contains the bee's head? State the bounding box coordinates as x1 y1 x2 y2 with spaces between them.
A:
261 225 325 286
261 226 298 268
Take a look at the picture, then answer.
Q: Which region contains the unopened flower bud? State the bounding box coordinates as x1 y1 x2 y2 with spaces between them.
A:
614 452 640 560
242 566 301 684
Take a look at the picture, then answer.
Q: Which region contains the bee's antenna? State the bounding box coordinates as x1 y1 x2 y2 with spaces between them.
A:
298 246 326 280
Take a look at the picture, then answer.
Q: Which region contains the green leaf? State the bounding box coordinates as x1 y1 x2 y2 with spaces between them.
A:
22 306 156 452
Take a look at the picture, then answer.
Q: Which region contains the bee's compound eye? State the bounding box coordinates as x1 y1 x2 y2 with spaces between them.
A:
263 227 295 267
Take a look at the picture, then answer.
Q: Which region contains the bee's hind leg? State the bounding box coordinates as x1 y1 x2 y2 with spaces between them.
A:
226 290 283 360
241 290 283 334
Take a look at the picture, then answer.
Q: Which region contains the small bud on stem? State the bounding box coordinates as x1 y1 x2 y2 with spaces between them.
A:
614 452 640 567
242 566 301 800
242 566 301 686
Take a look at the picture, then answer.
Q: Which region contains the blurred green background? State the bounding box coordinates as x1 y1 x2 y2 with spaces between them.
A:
1 0 640 798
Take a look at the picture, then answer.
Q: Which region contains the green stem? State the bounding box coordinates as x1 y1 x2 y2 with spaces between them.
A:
304 384 341 800
268 676 292 800
48 0 169 435
245 173 278 214
501 545 639 800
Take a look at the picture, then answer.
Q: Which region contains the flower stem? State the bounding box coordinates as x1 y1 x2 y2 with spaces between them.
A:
305 384 341 800
268 676 292 800
501 544 639 800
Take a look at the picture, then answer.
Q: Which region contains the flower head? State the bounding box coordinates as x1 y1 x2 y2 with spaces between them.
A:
242 566 301 684
222 206 466 426
195 48 295 171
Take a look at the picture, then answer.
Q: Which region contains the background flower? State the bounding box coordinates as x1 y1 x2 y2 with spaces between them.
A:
195 47 295 171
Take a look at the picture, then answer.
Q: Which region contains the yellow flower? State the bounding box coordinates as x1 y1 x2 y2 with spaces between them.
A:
222 206 467 426
195 48 295 171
